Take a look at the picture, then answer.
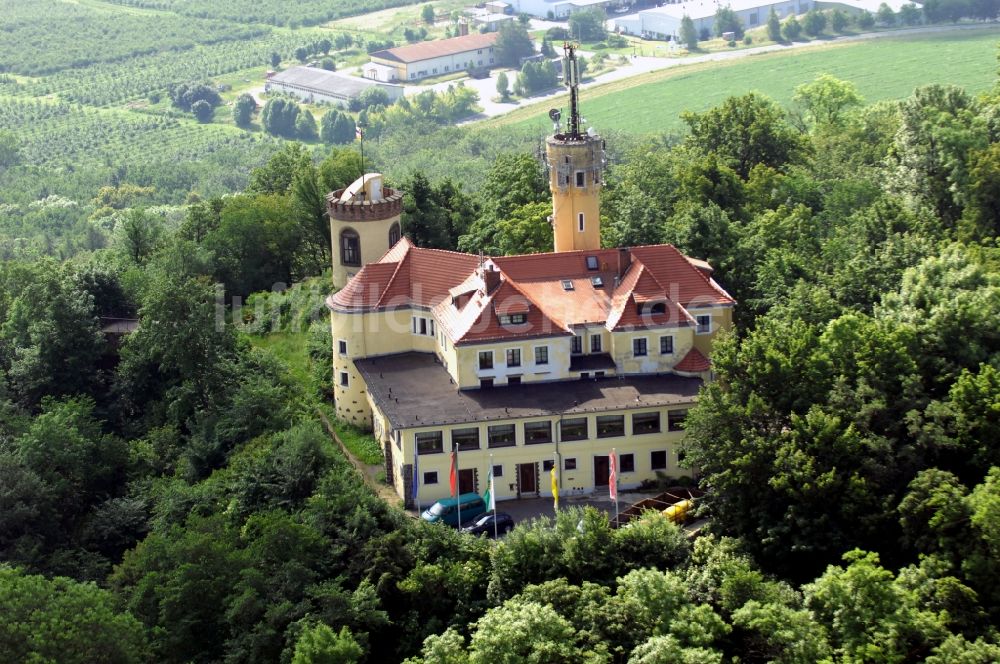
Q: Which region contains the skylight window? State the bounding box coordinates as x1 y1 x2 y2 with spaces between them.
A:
586 256 599 270
562 280 574 291
591 276 603 287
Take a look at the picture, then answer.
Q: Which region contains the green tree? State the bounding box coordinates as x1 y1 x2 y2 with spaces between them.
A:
191 99 213 123
295 46 309 62
422 4 436 24
767 8 783 41
793 74 864 129
856 10 875 28
0 568 148 663
292 624 363 664
248 142 312 195
270 51 281 68
233 92 256 127
321 110 357 144
496 71 510 100
682 92 807 178
469 600 580 662
321 57 335 71
319 38 332 54
296 109 319 141
782 15 802 40
680 16 699 50
802 9 827 35
714 6 745 37
0 130 21 171
568 9 607 40
458 152 547 254
877 2 897 24
898 2 921 23
261 98 301 138
831 8 849 31
493 201 553 255
494 20 534 66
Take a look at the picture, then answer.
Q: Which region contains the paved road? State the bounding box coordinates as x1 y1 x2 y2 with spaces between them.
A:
399 22 1000 125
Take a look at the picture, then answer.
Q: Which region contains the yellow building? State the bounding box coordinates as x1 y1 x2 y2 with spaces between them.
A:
328 173 403 291
326 46 736 507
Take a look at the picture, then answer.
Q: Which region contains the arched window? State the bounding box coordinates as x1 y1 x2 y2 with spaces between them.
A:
341 229 361 267
388 222 401 247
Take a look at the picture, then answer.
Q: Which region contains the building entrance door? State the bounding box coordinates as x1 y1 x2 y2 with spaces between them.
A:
594 455 610 487
517 463 537 497
458 468 477 494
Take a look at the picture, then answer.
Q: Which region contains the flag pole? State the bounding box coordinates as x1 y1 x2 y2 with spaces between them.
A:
455 442 461 530
552 452 559 512
613 447 619 527
491 454 498 540
412 435 420 515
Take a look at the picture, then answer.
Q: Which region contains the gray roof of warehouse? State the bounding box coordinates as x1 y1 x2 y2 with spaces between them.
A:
270 66 382 97
354 352 701 429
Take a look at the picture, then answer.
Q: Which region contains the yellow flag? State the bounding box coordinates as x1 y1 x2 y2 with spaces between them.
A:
551 465 559 510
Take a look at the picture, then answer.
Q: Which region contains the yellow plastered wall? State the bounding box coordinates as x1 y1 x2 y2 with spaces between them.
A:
546 135 604 253
689 306 734 358
453 337 573 388
331 307 438 425
611 327 696 375
381 406 696 506
369 55 406 81
329 212 402 290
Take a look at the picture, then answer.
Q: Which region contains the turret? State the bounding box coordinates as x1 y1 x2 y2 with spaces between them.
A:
545 43 605 253
327 173 404 290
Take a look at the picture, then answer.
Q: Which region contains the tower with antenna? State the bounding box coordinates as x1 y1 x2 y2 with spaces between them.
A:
545 42 605 253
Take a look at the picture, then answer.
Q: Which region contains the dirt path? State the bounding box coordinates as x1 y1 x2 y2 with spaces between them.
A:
316 409 401 505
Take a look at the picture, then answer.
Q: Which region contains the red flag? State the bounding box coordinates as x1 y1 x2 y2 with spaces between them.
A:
609 449 617 501
449 450 457 497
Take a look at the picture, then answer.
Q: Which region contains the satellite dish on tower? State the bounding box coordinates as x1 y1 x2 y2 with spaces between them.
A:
549 108 562 132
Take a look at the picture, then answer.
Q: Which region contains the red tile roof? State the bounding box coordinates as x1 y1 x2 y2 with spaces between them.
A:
675 347 711 373
328 242 733 345
370 32 499 64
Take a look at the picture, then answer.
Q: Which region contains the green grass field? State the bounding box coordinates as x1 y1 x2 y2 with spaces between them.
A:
496 29 1000 136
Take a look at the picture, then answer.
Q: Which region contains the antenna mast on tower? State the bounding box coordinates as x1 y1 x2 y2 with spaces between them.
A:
563 42 582 139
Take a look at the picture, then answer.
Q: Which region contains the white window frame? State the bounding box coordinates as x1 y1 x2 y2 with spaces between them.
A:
339 371 350 387
533 344 549 366
590 333 602 353
695 314 712 335
478 350 495 371
505 347 522 368
659 335 674 355
338 339 348 356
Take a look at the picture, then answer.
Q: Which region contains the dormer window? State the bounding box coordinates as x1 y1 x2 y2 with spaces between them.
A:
650 302 666 315
591 276 603 287
499 313 527 325
586 256 599 270
562 280 574 291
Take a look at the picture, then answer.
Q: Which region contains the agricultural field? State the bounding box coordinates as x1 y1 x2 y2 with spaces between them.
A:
497 28 1000 135
103 0 425 27
0 0 267 76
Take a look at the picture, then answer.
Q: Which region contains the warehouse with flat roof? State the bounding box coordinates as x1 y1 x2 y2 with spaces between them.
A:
265 66 403 106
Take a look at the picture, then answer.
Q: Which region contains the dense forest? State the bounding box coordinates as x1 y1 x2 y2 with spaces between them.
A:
2 46 1000 663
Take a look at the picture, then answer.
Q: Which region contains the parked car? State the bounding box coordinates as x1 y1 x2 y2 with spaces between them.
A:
421 493 487 527
461 511 514 537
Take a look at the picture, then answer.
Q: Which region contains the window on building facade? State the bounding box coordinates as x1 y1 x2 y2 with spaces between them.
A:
416 431 443 455
535 346 549 365
596 415 625 438
543 459 555 471
571 335 583 354
339 371 349 387
668 409 688 432
340 229 360 266
565 457 577 470
633 338 648 357
499 313 527 325
493 464 503 477
488 424 516 447
423 471 438 484
479 351 493 370
632 412 661 435
620 453 635 473
660 335 674 354
696 314 712 334
506 348 521 367
560 417 588 441
578 213 585 232
586 255 599 270
451 427 480 451
651 450 667 470
590 334 602 353
524 420 552 444
338 340 348 355
389 223 401 246
576 171 585 187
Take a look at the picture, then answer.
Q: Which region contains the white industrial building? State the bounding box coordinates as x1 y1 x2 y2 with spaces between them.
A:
367 32 502 82
613 0 812 39
265 67 403 106
505 0 616 19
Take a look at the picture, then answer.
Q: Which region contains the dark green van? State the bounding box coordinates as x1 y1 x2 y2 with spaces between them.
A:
421 493 487 527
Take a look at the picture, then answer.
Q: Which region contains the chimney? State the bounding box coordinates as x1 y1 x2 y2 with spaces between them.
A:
483 265 501 293
617 247 631 279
